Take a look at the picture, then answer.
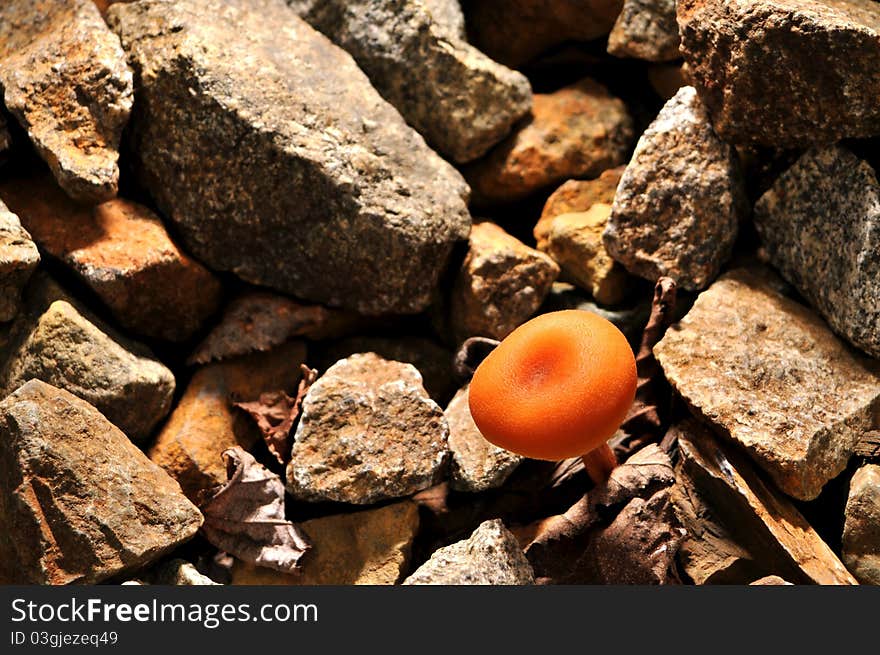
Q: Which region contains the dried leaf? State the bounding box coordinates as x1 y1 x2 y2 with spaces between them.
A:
201 447 311 574
233 365 318 465
412 482 450 515
189 291 360 365
453 336 501 382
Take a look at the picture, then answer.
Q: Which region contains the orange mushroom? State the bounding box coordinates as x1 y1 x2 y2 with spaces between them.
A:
468 310 637 483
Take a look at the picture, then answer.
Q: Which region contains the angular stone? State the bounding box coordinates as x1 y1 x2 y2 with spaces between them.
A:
464 0 624 67
404 519 534 585
149 341 307 503
540 204 631 306
843 464 880 584
422 0 466 37
290 0 532 163
534 167 624 250
231 502 419 585
450 222 559 342
0 176 221 342
465 78 633 204
287 353 448 504
754 146 880 358
108 0 470 316
608 0 681 62
445 386 523 493
673 419 857 585
750 575 794 586
0 300 175 443
0 201 39 322
678 0 880 146
655 268 880 501
0 380 202 585
605 86 745 291
151 560 218 585
0 0 133 202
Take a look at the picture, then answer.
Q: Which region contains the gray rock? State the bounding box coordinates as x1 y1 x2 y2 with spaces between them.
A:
843 464 880 585
677 0 880 146
421 0 466 38
287 353 449 504
655 268 880 501
0 201 39 322
445 386 523 492
0 380 202 584
754 145 880 358
0 300 175 443
608 0 680 62
289 0 532 163
605 86 745 291
404 519 534 585
0 0 133 202
108 0 470 316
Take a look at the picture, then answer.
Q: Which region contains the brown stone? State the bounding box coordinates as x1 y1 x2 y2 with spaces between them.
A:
608 0 681 62
750 575 794 586
287 353 448 504
605 86 745 291
445 386 523 493
842 464 880 584
0 176 221 342
0 380 202 584
464 0 624 67
231 501 419 585
655 268 880 501
0 200 39 322
149 341 307 503
677 0 880 146
464 78 633 204
450 222 559 342
0 0 132 202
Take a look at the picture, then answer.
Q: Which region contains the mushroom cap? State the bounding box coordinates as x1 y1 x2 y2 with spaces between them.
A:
468 310 637 460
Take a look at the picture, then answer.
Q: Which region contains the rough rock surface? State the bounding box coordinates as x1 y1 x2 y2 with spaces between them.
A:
0 300 175 443
0 201 39 322
422 0 466 37
232 502 420 585
287 353 448 504
604 86 745 291
149 341 307 503
445 386 523 492
0 177 221 342
843 464 880 585
108 0 470 316
608 0 680 61
655 268 880 501
0 0 133 202
754 146 880 358
673 420 857 585
450 222 559 342
540 204 631 305
464 0 624 67
289 0 532 163
0 380 202 585
465 78 633 204
677 0 880 146
404 519 534 585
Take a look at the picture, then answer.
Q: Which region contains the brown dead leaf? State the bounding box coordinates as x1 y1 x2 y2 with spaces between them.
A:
201 447 311 574
412 482 450 515
233 364 318 465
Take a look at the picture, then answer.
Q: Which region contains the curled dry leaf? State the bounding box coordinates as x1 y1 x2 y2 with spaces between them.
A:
201 447 311 574
233 364 318 465
453 336 501 381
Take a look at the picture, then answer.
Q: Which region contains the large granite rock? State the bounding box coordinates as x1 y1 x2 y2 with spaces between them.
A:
108 0 470 315
0 176 221 342
655 268 880 500
404 519 534 585
754 146 880 358
604 86 745 291
677 0 880 146
287 353 449 504
843 464 880 585
0 300 175 443
0 201 39 322
608 0 681 62
0 0 133 202
289 0 531 163
0 380 202 584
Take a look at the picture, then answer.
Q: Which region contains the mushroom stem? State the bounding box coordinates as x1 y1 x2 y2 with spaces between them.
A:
581 442 617 485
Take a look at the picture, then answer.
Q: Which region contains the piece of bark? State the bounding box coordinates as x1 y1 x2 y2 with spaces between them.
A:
855 431 880 459
201 448 311 574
